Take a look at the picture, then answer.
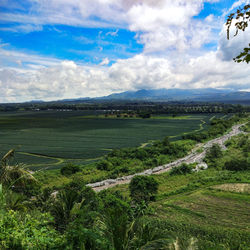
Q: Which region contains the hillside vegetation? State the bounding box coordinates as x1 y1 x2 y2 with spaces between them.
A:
0 113 249 249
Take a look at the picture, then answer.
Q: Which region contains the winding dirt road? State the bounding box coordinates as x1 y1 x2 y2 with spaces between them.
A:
87 124 246 192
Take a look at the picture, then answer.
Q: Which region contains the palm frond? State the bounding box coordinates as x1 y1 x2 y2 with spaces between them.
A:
1 149 15 166
0 164 37 188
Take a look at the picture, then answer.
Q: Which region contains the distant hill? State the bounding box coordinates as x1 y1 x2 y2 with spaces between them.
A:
25 88 250 105
97 88 250 103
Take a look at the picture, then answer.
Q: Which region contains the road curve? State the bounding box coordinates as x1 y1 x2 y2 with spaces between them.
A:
87 124 246 192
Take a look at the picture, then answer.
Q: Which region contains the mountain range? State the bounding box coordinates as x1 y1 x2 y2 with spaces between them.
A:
96 88 250 104
28 88 250 104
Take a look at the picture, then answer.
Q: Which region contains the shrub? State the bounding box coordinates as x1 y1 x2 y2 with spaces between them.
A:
129 175 159 204
0 210 64 249
139 112 151 119
134 149 149 160
60 163 81 176
170 163 193 176
206 144 223 160
144 158 158 167
96 160 113 171
224 158 249 171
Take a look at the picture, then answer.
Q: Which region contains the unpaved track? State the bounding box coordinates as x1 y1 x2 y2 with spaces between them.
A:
87 124 246 192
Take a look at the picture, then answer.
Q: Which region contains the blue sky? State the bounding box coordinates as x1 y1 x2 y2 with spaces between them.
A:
0 25 143 65
0 0 249 102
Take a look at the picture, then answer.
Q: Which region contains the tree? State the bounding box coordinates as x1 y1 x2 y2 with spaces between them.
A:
60 163 81 176
99 191 132 250
204 144 223 168
226 4 250 63
96 160 113 171
139 112 151 119
162 136 170 147
51 188 80 232
206 144 223 160
0 149 37 193
129 175 158 205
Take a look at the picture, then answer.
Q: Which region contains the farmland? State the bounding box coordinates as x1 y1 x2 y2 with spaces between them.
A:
108 135 250 248
0 111 226 170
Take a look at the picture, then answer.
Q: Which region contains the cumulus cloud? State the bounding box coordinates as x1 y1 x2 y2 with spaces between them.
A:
0 0 221 52
0 49 249 103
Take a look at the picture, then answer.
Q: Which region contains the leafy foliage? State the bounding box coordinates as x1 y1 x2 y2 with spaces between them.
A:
129 176 159 205
96 160 113 171
0 209 64 249
60 163 81 176
224 157 249 171
204 144 223 168
170 163 193 176
0 150 39 196
226 4 250 63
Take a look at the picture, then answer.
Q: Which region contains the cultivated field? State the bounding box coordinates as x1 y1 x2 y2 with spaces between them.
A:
0 111 226 169
109 168 250 248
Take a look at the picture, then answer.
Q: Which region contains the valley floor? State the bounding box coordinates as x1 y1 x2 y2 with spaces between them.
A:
88 123 246 191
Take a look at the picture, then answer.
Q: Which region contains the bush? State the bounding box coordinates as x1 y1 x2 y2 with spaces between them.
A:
96 160 113 171
144 158 158 167
134 149 149 160
60 163 81 176
224 158 249 171
170 163 193 176
0 210 64 249
139 112 151 119
205 144 223 168
206 144 223 160
129 175 159 204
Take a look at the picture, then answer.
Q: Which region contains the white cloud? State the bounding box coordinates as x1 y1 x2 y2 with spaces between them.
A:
127 0 221 52
99 58 110 66
0 47 61 69
224 0 250 17
0 24 43 33
0 48 249 103
0 0 222 52
217 19 250 61
74 35 94 44
106 29 119 36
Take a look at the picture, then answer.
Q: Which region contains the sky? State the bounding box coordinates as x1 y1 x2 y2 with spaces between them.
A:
0 0 249 103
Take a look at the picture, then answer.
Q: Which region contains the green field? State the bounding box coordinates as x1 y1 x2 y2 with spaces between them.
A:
110 169 250 248
0 111 225 169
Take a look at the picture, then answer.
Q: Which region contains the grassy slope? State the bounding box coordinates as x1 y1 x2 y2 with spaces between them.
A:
109 131 250 247
154 169 250 230
109 169 250 247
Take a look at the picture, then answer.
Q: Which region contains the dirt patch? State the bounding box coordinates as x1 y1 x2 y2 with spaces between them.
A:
212 183 250 194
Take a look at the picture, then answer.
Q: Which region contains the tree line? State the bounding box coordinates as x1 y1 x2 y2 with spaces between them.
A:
1 102 250 115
